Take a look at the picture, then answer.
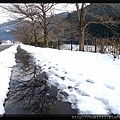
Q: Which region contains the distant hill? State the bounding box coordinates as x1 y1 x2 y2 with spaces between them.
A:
52 3 120 42
0 20 20 41
0 3 119 43
0 12 70 42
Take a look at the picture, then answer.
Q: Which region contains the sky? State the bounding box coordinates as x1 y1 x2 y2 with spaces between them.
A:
0 3 76 24
0 3 91 24
0 43 120 115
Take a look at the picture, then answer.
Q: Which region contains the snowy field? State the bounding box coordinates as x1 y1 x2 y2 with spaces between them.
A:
0 43 120 115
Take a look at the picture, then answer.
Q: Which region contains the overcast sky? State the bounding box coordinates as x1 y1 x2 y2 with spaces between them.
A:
0 3 90 24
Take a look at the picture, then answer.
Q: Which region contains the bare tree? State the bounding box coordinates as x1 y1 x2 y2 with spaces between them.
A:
75 3 86 51
75 3 120 51
29 3 57 47
12 21 33 45
0 3 56 47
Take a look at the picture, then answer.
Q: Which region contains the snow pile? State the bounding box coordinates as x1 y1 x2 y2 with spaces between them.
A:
20 44 120 114
0 44 18 114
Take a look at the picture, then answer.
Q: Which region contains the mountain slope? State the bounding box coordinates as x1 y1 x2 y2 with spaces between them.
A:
0 20 20 41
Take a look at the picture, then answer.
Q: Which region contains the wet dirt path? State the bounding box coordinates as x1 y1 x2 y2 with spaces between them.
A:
3 45 77 116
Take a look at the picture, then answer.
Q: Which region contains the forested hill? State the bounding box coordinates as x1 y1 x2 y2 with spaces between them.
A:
0 3 120 42
53 3 120 41
0 20 18 41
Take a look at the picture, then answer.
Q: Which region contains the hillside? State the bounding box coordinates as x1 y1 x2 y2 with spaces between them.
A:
0 20 20 41
52 3 120 42
0 3 119 43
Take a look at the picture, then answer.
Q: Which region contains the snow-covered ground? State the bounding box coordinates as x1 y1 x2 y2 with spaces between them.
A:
60 44 119 53
0 44 18 114
1 43 14 45
0 43 120 115
60 44 90 51
60 44 99 51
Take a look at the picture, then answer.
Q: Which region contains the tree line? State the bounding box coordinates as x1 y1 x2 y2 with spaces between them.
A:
0 3 120 51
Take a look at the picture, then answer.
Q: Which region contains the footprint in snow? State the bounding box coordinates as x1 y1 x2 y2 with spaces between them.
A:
48 66 52 69
78 74 84 76
55 68 58 71
62 68 68 74
75 88 90 97
86 79 94 84
67 78 76 82
94 96 109 105
68 86 73 92
43 64 46 66
105 105 118 115
64 71 68 74
53 66 55 68
61 76 65 80
104 84 115 90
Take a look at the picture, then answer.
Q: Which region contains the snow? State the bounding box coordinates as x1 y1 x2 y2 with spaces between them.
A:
0 43 120 115
0 44 18 114
5 30 11 32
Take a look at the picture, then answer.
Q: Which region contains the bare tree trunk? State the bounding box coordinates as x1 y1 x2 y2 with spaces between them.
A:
34 34 38 47
44 30 49 47
79 3 86 51
76 3 86 51
42 4 49 48
75 3 120 52
0 3 56 48
31 18 38 47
